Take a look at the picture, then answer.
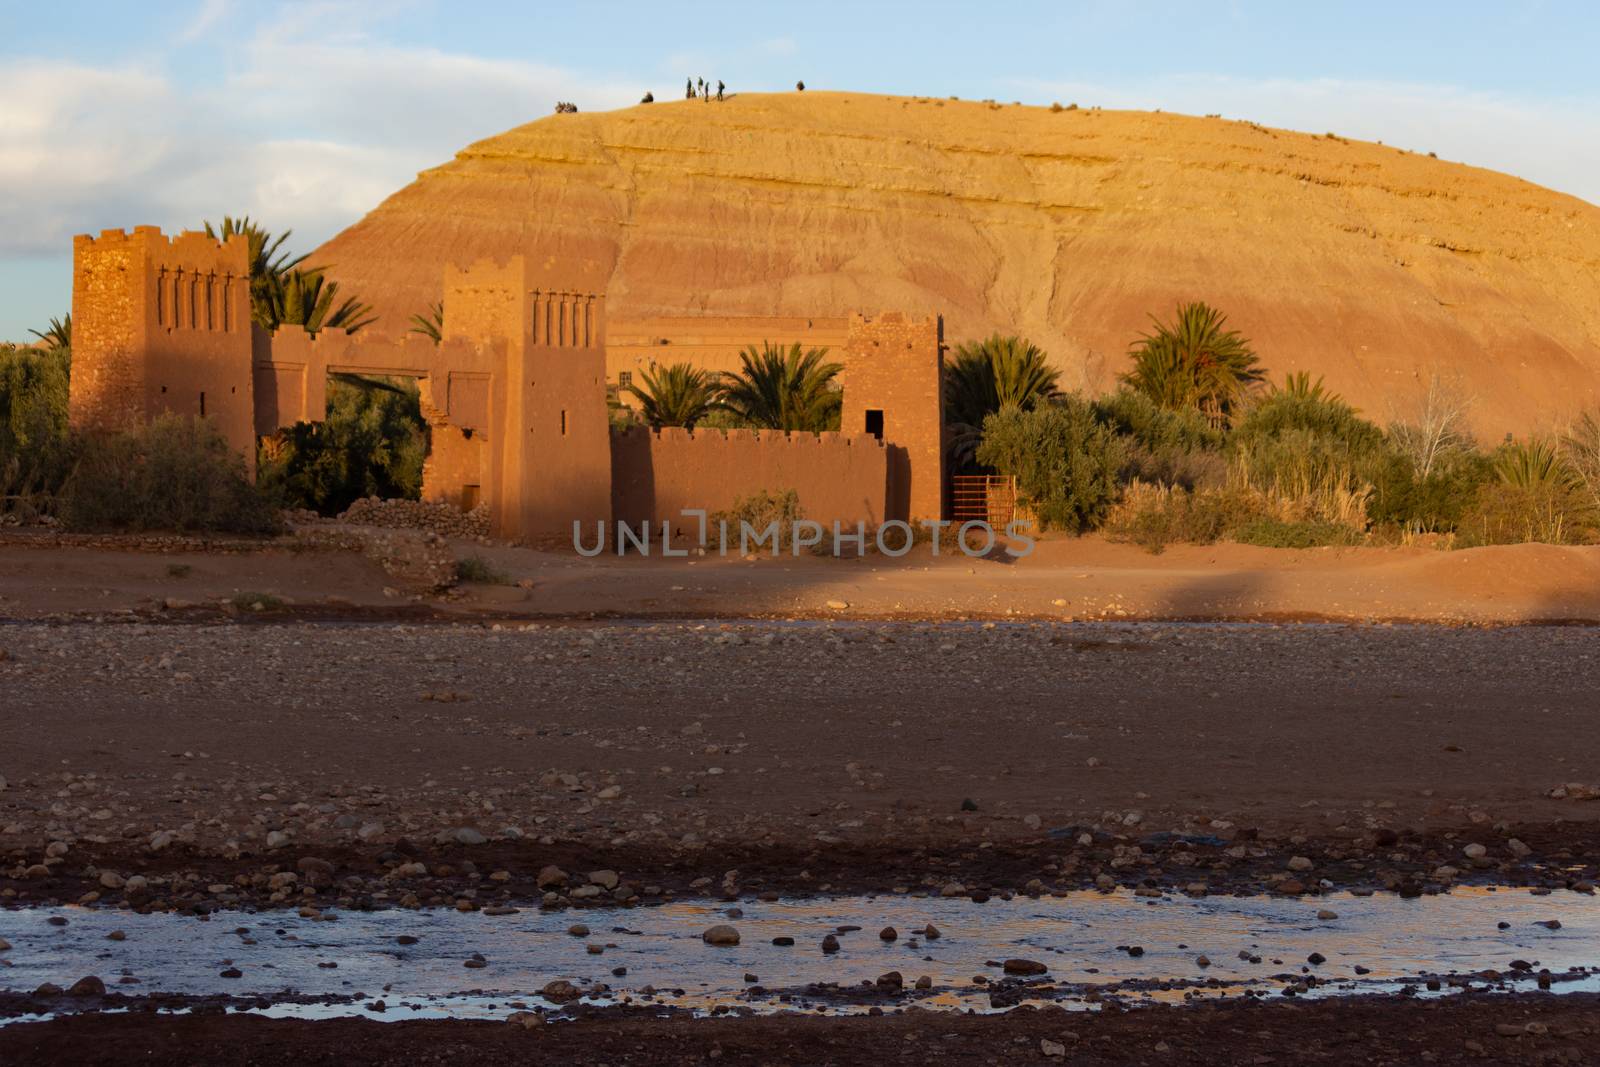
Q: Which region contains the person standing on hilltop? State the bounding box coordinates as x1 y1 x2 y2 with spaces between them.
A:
716 80 725 101
685 77 694 100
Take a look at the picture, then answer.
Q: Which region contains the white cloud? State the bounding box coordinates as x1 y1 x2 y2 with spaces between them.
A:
0 27 644 260
1019 74 1600 208
176 0 231 44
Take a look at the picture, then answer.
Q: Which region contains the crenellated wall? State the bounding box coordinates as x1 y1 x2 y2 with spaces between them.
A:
610 424 890 533
69 226 940 541
71 226 255 471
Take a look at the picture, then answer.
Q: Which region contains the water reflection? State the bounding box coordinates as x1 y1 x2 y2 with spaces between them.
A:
2 886 1596 1022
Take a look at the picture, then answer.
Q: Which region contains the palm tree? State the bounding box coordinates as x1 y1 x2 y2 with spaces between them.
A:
204 216 308 329
943 334 1059 466
28 314 71 351
720 342 843 431
1495 438 1584 492
410 301 444 344
625 363 722 428
1561 412 1600 507
268 269 377 336
1122 302 1264 427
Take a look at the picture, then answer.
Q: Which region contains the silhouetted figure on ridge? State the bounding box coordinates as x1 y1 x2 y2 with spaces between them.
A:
716 80 724 101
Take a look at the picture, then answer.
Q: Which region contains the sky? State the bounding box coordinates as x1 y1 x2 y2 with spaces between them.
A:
2 0 1598 340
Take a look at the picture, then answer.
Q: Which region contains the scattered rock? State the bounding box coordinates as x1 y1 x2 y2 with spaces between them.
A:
540 980 580 1003
702 925 741 946
67 976 106 996
1003 958 1048 976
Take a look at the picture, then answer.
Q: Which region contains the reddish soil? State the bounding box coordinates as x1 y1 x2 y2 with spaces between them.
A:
2 994 1597 1065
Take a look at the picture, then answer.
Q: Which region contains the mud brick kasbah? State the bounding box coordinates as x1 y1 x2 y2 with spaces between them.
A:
67 226 948 540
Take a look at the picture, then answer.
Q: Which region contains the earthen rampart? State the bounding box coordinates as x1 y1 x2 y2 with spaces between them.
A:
610 424 890 534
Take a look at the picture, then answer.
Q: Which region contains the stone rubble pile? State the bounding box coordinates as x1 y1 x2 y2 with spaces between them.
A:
337 497 491 539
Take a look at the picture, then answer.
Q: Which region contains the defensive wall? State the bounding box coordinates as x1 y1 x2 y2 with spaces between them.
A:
69 227 947 541
610 425 890 535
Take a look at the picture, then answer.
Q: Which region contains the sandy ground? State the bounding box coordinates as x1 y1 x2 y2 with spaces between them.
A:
3 532 1599 624
4 533 1600 1061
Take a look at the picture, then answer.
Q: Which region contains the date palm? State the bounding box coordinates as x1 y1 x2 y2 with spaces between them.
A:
27 314 71 351
944 334 1060 466
410 301 444 344
268 269 377 336
625 362 722 428
204 216 308 330
720 342 843 432
1122 302 1264 427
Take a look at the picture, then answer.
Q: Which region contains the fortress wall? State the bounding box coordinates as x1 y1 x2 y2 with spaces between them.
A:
71 227 255 468
610 425 889 535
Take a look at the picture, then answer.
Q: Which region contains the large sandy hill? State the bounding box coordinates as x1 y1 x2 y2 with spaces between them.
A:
313 91 1600 437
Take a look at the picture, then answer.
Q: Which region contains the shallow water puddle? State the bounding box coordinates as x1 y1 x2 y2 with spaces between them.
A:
2 887 1597 1021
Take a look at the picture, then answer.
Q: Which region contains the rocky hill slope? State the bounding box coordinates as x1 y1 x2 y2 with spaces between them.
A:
313 91 1600 436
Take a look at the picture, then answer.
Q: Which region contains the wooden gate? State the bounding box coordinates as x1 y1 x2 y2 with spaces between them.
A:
949 474 1017 526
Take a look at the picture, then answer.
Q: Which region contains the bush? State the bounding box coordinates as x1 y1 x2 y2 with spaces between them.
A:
1231 518 1364 549
1102 482 1242 552
0 343 73 520
1093 389 1225 489
256 376 428 515
455 555 509 584
1456 481 1597 546
62 415 282 534
1227 385 1386 533
977 398 1124 533
1454 440 1597 546
1366 448 1493 535
710 488 807 548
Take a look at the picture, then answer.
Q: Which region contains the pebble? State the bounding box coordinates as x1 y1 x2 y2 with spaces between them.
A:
67 976 106 996
1316 909 1339 921
701 925 741 946
567 924 590 938
1041 1039 1067 1058
1003 958 1048 975
879 926 897 941
821 934 840 953
923 924 941 940
453 828 487 846
1286 856 1314 872
536 865 569 889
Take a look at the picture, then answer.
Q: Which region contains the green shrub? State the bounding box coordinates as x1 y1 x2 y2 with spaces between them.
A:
1456 481 1596 546
1454 440 1597 545
1102 482 1248 552
0 343 73 519
711 488 808 549
256 376 427 515
62 415 283 534
1366 449 1493 534
977 398 1124 533
1231 518 1364 549
455 555 509 584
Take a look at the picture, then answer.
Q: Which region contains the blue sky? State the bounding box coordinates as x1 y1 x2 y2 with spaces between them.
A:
2 0 1598 340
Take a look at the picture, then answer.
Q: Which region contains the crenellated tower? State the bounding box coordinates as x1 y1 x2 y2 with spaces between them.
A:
70 226 256 470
